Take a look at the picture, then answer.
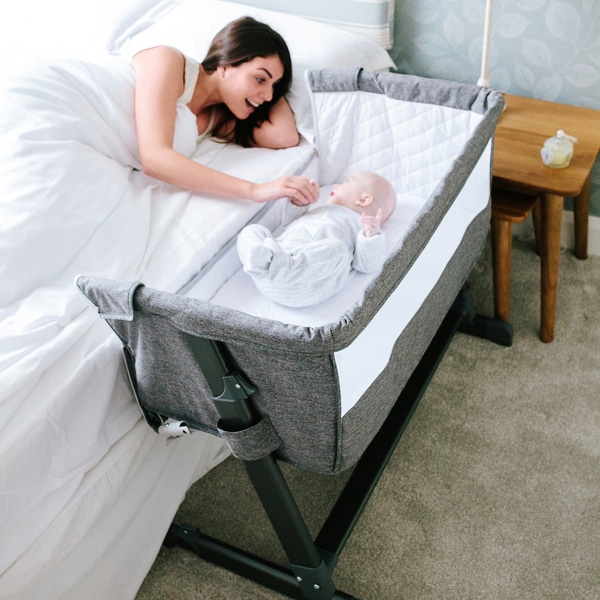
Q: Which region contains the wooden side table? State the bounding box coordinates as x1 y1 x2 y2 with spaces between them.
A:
492 94 600 342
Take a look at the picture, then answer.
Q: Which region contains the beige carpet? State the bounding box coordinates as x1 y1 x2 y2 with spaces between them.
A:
136 235 600 600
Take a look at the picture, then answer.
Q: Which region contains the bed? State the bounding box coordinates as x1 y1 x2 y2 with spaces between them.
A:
0 2 397 599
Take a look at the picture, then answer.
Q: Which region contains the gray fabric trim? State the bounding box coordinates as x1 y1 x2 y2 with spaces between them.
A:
307 68 504 114
217 415 282 461
76 276 142 321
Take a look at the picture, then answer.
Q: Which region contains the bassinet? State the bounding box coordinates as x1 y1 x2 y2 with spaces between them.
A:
78 68 506 599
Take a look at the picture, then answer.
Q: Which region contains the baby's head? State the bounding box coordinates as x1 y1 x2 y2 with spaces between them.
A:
327 171 396 221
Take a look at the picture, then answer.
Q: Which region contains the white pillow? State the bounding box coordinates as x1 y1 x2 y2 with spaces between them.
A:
226 0 395 49
108 0 396 141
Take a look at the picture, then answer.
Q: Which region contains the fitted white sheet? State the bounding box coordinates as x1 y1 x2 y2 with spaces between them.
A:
185 187 424 313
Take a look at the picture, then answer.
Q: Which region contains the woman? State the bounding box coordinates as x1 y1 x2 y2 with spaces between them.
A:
132 16 318 206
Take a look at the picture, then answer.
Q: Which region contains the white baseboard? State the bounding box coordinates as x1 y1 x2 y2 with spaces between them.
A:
512 211 600 257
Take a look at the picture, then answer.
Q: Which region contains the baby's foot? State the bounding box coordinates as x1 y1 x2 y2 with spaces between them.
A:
237 225 274 274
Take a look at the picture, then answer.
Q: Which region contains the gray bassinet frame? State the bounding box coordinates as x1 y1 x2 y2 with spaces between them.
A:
77 69 509 599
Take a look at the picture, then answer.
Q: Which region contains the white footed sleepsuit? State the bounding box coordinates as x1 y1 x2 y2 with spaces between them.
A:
237 204 386 307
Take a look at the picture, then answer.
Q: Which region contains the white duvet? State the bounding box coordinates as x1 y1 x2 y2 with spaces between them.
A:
0 54 311 598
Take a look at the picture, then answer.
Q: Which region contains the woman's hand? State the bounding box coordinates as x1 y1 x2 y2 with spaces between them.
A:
251 177 319 206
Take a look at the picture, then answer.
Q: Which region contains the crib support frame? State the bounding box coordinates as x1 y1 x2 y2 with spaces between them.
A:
162 289 490 599
456 285 513 347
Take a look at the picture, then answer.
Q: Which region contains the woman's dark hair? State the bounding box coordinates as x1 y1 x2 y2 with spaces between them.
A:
202 16 293 147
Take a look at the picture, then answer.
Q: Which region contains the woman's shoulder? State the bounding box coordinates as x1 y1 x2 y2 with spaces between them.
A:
131 45 186 68
131 46 188 89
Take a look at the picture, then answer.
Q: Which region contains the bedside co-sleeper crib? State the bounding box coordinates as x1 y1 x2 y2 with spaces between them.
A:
78 68 507 599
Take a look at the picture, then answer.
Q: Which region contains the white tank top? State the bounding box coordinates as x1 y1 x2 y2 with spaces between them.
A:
173 55 215 155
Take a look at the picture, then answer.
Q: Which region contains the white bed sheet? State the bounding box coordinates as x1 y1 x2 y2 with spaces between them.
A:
0 31 311 600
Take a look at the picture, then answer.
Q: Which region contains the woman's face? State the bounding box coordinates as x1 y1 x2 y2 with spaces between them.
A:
217 55 285 119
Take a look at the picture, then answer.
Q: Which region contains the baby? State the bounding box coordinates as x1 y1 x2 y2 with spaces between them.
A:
237 171 396 307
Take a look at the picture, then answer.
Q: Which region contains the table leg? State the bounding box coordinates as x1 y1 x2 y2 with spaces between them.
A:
539 193 564 343
491 217 512 322
531 197 541 255
573 174 590 260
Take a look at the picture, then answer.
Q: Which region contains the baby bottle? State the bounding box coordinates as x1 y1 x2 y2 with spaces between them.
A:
540 130 577 169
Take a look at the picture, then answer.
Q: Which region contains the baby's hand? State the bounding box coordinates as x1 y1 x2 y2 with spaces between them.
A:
361 209 382 238
289 179 319 207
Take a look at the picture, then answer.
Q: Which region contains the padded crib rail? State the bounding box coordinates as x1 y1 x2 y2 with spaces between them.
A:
308 67 501 112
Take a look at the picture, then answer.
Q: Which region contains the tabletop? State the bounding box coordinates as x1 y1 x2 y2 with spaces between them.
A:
493 94 600 197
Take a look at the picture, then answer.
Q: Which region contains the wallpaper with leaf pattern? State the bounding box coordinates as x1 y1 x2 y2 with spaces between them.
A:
390 0 600 217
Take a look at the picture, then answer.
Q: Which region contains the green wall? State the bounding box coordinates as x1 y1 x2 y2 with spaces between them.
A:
390 0 600 217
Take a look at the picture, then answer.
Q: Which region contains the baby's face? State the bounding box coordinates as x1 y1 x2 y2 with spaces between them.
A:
327 172 373 213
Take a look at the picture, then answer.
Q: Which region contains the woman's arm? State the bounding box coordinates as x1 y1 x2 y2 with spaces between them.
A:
131 47 316 204
252 96 300 149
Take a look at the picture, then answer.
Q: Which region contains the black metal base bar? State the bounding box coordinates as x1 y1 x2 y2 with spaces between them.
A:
164 524 357 600
458 313 513 347
453 285 514 347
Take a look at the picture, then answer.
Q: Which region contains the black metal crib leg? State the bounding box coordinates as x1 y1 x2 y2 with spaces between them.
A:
241 455 337 599
164 453 354 599
454 285 514 346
